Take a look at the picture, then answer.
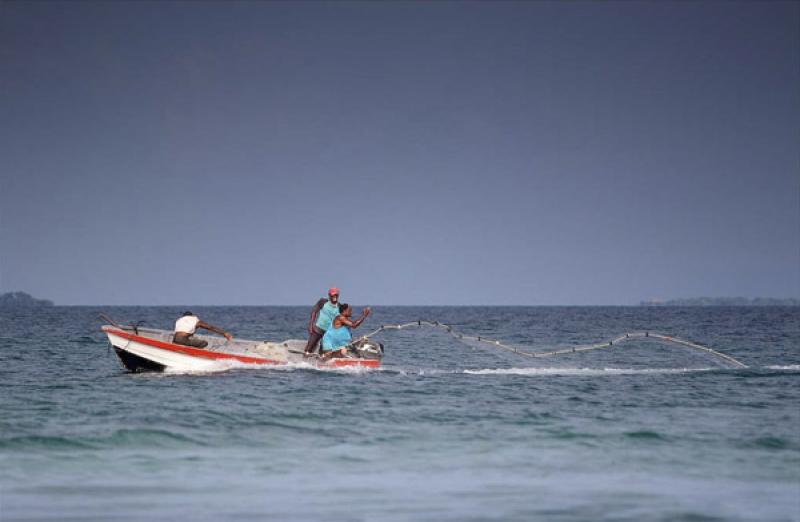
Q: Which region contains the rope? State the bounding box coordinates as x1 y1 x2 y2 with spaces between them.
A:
350 320 748 369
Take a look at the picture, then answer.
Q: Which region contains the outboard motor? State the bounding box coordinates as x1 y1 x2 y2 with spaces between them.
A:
348 338 384 360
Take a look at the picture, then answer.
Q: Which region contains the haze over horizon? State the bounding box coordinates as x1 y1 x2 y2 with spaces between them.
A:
2 1 798 306
2 290 800 307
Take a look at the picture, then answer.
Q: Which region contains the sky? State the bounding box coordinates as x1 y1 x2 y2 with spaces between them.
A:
1 1 798 305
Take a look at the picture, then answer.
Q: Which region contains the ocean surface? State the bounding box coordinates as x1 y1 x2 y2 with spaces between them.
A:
1 306 798 521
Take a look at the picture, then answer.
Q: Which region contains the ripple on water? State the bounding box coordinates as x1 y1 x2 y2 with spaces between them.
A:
1 429 205 451
0 435 97 451
624 430 667 441
741 436 793 451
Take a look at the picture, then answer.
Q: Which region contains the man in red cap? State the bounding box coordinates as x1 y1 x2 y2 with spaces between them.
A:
304 287 341 357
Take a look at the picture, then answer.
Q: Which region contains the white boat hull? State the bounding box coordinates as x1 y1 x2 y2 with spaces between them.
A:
102 325 382 373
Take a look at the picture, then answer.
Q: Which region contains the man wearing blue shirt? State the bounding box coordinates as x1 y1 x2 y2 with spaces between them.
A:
303 287 340 357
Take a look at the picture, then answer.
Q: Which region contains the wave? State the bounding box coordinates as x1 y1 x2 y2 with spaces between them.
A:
462 367 716 376
0 435 96 450
161 359 377 376
763 365 800 371
739 436 794 451
71 335 100 345
103 428 204 447
625 430 667 440
0 429 203 451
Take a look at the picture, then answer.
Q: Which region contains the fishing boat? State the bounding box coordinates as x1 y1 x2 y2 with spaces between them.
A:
101 324 383 373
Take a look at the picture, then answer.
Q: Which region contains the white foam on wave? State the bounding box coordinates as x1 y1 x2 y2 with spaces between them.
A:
162 359 377 375
462 367 715 376
162 363 232 375
764 364 800 371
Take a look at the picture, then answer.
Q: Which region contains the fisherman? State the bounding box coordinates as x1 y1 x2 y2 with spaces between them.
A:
304 287 342 357
320 303 371 360
173 311 232 348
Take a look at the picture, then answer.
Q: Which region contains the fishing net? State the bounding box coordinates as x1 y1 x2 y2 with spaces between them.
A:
350 320 747 369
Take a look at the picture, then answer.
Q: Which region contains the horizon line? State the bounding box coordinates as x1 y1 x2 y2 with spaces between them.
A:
8 302 800 307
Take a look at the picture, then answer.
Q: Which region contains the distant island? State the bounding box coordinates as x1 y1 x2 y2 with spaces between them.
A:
639 297 799 306
0 291 54 307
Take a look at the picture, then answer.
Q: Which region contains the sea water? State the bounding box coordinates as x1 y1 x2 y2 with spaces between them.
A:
1 306 798 521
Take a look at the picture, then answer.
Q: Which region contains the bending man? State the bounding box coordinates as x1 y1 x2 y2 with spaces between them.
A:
320 303 371 360
173 311 232 348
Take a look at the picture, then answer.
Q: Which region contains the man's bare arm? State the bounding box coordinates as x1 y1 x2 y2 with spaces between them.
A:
338 308 371 329
197 321 233 340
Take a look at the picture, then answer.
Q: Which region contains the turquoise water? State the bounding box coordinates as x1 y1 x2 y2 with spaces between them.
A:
1 306 799 521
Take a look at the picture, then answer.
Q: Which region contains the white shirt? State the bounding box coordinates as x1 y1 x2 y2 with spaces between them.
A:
175 315 200 334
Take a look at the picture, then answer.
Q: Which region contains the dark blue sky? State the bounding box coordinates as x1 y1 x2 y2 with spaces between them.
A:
1 1 798 305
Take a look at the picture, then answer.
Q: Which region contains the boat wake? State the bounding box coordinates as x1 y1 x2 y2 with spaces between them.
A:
162 358 378 375
763 364 800 371
157 363 795 378
462 367 718 376
378 366 727 378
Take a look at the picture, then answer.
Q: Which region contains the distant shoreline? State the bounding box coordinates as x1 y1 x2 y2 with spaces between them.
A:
0 292 53 307
639 297 800 306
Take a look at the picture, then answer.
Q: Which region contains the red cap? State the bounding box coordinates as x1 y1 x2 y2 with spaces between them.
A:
328 287 340 296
